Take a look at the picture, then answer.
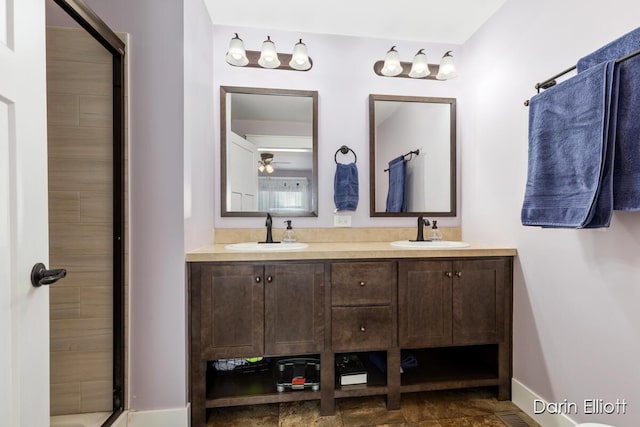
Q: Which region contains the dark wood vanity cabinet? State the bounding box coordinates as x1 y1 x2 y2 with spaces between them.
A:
399 258 509 347
398 257 512 399
189 261 325 426
192 261 324 359
189 256 513 425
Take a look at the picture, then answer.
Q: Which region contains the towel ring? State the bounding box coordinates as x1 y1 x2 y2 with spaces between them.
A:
334 145 357 164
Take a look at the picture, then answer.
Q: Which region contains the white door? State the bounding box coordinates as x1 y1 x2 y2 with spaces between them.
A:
0 0 51 426
228 132 258 211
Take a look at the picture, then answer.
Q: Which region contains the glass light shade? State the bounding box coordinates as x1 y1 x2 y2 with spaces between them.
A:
225 33 249 66
436 51 458 80
258 36 281 68
258 164 265 172
265 164 274 174
381 46 403 77
289 39 311 71
409 49 430 78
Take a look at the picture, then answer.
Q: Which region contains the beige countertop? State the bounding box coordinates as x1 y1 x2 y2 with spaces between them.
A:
186 242 517 262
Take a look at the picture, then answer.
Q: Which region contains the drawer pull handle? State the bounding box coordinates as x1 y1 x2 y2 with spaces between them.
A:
266 275 273 283
455 271 462 277
359 326 366 332
255 276 261 283
359 281 365 287
444 271 452 278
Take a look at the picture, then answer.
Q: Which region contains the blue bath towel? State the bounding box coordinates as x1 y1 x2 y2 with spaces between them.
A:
522 60 618 228
334 162 359 211
577 27 640 72
385 156 406 213
578 27 640 211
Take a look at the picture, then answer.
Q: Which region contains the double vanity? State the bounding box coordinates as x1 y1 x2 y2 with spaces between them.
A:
196 84 513 425
187 232 515 426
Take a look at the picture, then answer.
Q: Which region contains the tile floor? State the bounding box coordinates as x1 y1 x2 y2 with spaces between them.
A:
207 387 540 426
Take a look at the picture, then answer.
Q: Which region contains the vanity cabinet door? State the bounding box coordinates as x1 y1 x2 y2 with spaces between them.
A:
452 258 508 345
264 262 324 355
399 258 510 348
197 263 265 359
398 260 453 347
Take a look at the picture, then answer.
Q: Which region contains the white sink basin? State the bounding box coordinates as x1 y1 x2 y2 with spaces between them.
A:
225 242 309 251
390 240 470 249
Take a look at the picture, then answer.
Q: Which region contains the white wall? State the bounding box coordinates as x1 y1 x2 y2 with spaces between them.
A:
212 25 463 229
461 0 640 425
184 0 215 250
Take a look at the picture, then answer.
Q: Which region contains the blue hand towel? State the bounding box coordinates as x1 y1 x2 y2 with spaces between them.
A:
522 60 617 228
334 162 359 211
577 27 640 211
385 156 406 213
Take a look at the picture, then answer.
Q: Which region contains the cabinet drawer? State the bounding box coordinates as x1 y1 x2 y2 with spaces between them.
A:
331 261 396 306
332 306 394 350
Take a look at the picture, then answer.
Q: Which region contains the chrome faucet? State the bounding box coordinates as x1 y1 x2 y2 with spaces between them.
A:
415 216 430 241
265 213 274 243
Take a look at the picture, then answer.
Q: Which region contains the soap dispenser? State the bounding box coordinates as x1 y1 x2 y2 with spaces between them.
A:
283 220 296 243
428 220 443 241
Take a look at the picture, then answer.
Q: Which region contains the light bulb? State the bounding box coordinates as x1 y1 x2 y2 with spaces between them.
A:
289 39 311 71
258 36 281 68
436 51 458 80
409 49 430 78
381 46 403 77
225 33 248 67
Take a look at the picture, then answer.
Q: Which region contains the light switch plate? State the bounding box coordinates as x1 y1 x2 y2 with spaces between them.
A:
334 214 352 227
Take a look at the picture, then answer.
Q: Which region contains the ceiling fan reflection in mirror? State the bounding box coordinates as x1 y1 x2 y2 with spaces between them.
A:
257 152 291 173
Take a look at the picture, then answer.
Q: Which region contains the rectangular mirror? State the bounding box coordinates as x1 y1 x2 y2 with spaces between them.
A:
221 86 318 217
369 94 456 217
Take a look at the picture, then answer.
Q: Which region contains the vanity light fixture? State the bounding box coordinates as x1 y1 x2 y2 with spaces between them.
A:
225 33 313 71
225 33 249 66
374 47 458 80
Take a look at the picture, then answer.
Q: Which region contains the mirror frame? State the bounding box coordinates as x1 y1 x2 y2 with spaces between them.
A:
369 94 457 217
220 86 319 217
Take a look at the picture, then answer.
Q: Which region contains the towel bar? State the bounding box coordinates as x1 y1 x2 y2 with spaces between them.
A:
523 44 640 106
384 149 420 172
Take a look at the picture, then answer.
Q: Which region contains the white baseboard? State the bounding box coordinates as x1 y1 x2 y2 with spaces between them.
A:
512 378 577 427
125 404 190 427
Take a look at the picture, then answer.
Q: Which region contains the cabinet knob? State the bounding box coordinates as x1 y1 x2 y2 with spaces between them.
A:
359 326 366 332
359 281 365 287
444 271 452 278
255 276 261 283
266 275 273 283
455 271 462 277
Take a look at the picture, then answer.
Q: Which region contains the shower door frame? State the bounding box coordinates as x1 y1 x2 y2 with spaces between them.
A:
51 1 126 425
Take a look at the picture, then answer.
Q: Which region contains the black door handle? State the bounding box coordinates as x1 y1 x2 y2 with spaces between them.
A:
31 263 67 287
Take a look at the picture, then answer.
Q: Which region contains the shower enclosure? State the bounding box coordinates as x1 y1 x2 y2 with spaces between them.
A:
46 1 126 426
